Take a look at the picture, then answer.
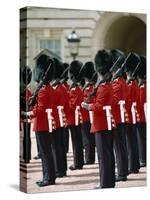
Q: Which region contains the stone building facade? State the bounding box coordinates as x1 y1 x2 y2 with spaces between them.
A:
20 7 146 68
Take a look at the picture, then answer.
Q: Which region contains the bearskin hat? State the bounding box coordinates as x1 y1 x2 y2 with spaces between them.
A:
69 60 83 82
53 58 64 79
94 49 113 75
124 52 141 74
83 61 95 80
22 66 32 85
33 54 55 84
110 49 125 73
137 56 146 79
62 62 69 80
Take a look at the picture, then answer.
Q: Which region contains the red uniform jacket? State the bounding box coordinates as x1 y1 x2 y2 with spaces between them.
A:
62 82 70 119
81 84 95 123
32 84 55 132
89 82 113 133
68 85 83 126
112 77 128 124
126 80 139 124
52 83 68 129
137 83 146 123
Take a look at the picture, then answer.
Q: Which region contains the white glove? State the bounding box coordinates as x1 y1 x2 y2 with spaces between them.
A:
81 102 90 110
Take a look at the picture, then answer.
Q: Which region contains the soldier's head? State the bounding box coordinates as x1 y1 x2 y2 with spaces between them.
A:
94 49 113 80
83 61 97 83
33 54 55 84
124 52 141 79
69 60 83 83
22 66 32 86
110 49 125 75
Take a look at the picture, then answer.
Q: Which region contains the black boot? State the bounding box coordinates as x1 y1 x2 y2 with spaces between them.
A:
115 175 127 182
36 180 55 187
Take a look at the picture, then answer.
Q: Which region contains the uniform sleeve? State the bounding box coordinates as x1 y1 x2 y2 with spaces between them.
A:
31 88 47 117
69 89 80 110
112 81 121 105
89 85 107 111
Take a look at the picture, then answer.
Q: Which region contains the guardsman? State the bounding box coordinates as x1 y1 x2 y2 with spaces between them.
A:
82 50 115 189
125 53 141 174
110 49 128 182
68 60 84 170
136 56 146 167
23 54 56 187
51 58 68 177
81 61 96 165
20 66 32 163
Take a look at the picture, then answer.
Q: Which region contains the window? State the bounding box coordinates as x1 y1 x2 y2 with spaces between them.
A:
40 39 61 57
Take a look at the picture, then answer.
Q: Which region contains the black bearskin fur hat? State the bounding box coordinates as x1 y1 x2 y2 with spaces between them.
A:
63 62 69 80
53 58 64 79
94 49 113 75
83 61 95 80
22 66 32 85
33 54 55 84
69 60 83 82
124 52 141 74
137 56 146 79
110 49 125 73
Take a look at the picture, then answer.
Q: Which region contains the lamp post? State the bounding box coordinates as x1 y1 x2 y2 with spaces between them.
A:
67 30 81 60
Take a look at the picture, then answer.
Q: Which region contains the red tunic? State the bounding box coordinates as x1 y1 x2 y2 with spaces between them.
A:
62 82 70 119
126 80 139 124
81 85 95 123
31 84 55 132
68 85 83 126
112 77 128 124
137 83 146 123
52 84 68 129
89 82 113 133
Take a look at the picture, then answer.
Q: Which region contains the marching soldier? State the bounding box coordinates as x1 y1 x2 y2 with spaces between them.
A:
136 56 146 167
81 61 96 165
20 66 32 163
82 50 115 188
110 49 128 181
125 53 141 174
51 58 68 177
23 54 56 187
68 60 84 170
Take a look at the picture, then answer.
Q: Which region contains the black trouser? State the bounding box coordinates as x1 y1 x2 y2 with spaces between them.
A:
95 130 115 188
125 124 140 172
113 124 128 177
23 122 31 163
36 131 55 182
69 125 84 168
81 122 95 164
63 127 69 153
137 123 146 165
51 128 67 174
35 132 41 157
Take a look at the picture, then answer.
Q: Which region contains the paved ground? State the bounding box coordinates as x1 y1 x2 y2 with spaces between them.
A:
20 150 147 194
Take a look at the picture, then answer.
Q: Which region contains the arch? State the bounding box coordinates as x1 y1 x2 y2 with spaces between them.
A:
93 12 146 56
